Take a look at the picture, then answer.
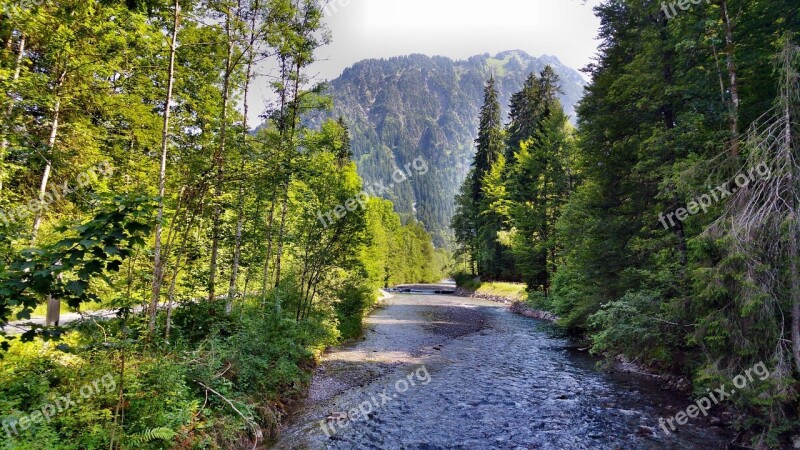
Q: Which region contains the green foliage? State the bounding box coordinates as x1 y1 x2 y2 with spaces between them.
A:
0 336 119 449
127 427 177 446
450 2 800 445
538 2 800 445
170 301 237 345
0 289 341 449
452 271 478 288
318 51 586 247
333 277 376 340
360 197 444 287
453 68 575 288
588 291 682 369
0 195 153 347
0 1 442 448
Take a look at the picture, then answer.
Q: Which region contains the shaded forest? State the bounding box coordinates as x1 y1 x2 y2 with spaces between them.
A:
453 0 800 446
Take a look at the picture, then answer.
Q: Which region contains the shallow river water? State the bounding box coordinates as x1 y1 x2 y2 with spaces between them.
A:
272 292 733 449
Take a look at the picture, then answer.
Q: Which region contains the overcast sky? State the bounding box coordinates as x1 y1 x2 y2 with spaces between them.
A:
249 0 603 123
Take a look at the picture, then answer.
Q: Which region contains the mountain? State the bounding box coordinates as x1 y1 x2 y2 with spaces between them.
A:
313 50 587 247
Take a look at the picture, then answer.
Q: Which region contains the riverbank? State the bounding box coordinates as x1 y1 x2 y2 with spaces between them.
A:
453 284 558 321
270 290 732 448
452 282 699 392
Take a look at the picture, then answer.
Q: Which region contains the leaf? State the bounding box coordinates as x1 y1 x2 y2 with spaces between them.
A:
15 309 32 320
128 427 177 445
66 280 88 297
80 239 99 248
81 260 104 277
56 343 72 353
125 221 150 234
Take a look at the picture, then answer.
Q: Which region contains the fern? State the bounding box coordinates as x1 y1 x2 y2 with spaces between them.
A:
127 427 177 446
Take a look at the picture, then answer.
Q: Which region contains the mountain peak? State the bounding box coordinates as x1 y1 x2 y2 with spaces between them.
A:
493 49 534 61
317 53 586 246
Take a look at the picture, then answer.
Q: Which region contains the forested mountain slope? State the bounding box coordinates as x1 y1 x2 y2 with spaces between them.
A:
312 50 586 246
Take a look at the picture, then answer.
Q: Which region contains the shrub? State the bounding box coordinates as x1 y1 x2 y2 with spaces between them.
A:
333 279 375 340
452 271 481 290
171 300 238 345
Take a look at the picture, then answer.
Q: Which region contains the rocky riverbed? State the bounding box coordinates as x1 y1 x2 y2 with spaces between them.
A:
270 291 733 449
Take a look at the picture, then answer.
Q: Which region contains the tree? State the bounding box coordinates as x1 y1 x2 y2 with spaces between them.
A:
150 0 181 333
452 77 507 278
507 108 572 294
706 38 799 372
267 0 329 289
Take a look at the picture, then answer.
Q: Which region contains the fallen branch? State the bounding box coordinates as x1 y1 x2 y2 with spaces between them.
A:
195 380 263 446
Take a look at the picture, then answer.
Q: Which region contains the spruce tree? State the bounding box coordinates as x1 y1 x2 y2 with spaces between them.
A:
471 77 508 278
454 77 507 278
506 69 571 294
471 76 505 203
506 73 542 163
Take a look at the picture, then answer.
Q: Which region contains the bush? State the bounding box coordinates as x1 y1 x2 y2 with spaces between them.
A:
0 338 121 450
525 290 551 310
0 289 342 449
452 271 481 290
588 290 681 370
334 279 376 340
171 300 237 344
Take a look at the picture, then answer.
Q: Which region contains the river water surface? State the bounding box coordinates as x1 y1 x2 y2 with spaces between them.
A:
272 292 733 449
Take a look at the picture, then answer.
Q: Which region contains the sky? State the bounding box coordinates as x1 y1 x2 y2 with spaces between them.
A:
249 0 604 123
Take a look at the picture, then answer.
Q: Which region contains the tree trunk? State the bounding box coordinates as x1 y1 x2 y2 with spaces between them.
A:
273 187 289 287
1 33 25 193
261 199 276 299
32 85 62 240
209 6 235 303
227 7 257 310
243 196 262 297
783 93 800 372
273 56 304 288
165 189 202 339
658 17 689 271
790 226 800 373
227 191 245 311
165 236 188 340
721 0 740 157
150 0 180 334
45 293 60 326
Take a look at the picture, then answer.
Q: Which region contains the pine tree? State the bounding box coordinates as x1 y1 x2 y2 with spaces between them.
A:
471 76 505 204
507 67 570 293
506 73 542 163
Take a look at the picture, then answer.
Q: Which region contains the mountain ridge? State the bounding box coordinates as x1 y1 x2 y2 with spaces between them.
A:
311 50 587 246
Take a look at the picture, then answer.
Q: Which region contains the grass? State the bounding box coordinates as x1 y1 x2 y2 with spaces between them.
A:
13 300 108 320
486 57 508 77
453 272 527 301
475 282 527 301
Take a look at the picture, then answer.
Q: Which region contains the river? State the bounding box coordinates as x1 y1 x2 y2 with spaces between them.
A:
271 291 733 449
